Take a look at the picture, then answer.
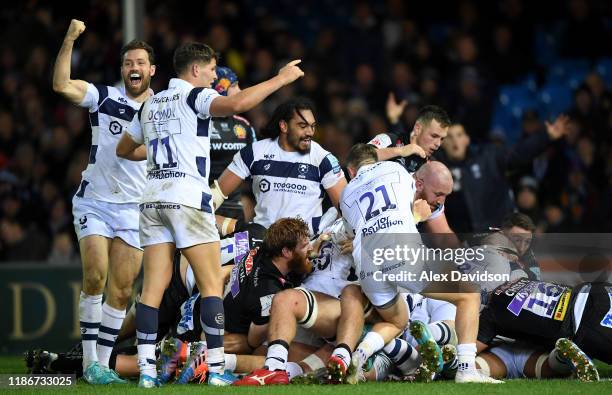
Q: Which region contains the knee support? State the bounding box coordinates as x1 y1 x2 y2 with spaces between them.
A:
296 288 318 329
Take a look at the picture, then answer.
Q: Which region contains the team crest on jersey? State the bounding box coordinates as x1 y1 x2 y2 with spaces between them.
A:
298 163 309 177
233 124 247 139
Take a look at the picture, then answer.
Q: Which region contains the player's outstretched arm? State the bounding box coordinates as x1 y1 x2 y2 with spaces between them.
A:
52 19 89 104
209 60 304 117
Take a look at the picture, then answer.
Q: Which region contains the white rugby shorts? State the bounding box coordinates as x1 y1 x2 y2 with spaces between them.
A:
72 196 140 249
139 202 219 249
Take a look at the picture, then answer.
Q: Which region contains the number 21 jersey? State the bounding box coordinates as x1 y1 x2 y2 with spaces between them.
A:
340 161 417 240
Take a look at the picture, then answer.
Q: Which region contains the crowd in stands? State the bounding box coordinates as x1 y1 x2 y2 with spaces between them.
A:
1 0 611 262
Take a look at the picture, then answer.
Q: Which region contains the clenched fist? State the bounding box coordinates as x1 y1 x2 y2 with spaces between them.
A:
65 19 86 42
277 59 304 85
412 199 432 224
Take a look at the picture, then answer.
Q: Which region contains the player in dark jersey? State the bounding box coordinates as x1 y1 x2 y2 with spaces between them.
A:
477 278 612 364
209 66 257 220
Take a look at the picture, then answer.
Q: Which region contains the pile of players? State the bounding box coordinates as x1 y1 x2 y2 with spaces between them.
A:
25 19 610 387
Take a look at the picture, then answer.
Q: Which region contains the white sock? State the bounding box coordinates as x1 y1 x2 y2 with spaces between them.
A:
265 342 289 371
286 362 304 380
97 303 125 368
354 332 385 366
457 343 477 373
428 321 452 345
79 292 102 369
137 344 157 377
332 346 351 369
207 347 225 374
224 353 237 372
383 338 419 374
548 349 572 374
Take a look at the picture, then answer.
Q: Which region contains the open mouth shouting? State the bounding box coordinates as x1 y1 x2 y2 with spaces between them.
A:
128 72 143 88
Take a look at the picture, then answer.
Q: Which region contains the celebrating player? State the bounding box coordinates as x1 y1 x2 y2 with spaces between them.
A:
52 19 156 385
213 98 347 234
116 42 304 387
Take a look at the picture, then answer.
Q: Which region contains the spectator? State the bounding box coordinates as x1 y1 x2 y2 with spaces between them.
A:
0 217 49 261
435 117 569 233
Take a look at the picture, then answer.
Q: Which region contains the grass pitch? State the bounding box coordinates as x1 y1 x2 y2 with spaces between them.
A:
1 356 610 394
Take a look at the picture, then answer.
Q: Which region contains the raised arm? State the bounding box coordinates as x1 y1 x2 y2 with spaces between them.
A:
209 60 304 117
52 19 89 104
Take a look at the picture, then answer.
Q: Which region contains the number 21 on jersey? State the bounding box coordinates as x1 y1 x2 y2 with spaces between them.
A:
358 184 398 221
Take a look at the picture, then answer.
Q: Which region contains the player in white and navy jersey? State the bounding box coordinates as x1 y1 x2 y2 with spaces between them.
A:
338 144 501 384
116 42 304 387
214 98 347 234
52 19 156 384
368 105 458 242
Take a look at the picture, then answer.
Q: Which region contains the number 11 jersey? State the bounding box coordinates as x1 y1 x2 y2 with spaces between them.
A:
127 78 220 211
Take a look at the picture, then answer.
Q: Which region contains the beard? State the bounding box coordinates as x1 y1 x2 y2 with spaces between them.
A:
288 133 311 154
287 250 312 274
123 73 151 97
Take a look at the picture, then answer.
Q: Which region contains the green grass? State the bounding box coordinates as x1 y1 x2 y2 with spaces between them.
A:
1 356 611 394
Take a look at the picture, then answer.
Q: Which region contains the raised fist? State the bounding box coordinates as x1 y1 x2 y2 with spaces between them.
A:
66 19 86 41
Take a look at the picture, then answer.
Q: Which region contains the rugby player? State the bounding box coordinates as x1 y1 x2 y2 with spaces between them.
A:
213 98 347 234
52 19 156 384
338 144 501 383
116 42 304 387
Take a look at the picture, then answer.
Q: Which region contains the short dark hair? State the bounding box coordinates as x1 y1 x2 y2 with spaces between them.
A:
261 97 316 139
120 40 155 64
416 105 451 128
173 42 218 76
502 212 536 232
263 218 311 258
346 143 378 171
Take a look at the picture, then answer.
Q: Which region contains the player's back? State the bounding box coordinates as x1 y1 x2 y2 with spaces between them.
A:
137 78 219 211
77 84 146 203
341 161 417 239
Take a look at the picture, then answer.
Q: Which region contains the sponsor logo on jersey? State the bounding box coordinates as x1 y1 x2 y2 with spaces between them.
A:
147 170 186 180
118 97 128 104
259 179 270 192
233 124 247 139
271 181 308 194
361 216 405 237
264 154 275 159
109 120 123 135
553 290 571 321
143 203 181 210
506 281 538 316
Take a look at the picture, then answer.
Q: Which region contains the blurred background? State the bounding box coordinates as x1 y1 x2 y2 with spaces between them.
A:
0 0 612 264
